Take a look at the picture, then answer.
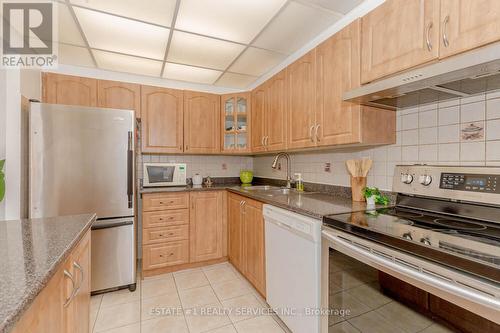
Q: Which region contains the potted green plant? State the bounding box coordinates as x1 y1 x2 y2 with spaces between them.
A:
0 159 5 202
362 186 389 207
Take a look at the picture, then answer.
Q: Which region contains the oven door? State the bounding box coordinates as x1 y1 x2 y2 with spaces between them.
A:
321 226 500 329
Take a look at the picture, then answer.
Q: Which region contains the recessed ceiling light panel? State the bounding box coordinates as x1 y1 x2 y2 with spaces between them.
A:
74 7 169 60
70 0 177 26
229 47 285 77
163 63 222 85
168 31 245 70
94 50 163 76
176 0 287 44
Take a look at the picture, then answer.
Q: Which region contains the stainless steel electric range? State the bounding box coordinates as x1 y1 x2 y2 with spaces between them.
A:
322 165 500 326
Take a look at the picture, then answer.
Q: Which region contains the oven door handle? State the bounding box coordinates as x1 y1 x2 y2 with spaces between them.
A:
322 230 500 312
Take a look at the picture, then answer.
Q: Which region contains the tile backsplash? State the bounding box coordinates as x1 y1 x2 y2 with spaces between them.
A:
136 154 253 184
254 91 500 191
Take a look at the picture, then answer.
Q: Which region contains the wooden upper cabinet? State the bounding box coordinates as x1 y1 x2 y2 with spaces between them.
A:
243 199 266 297
360 0 440 84
189 191 223 263
316 20 361 146
141 86 183 154
228 193 244 272
251 85 267 153
266 70 287 152
439 0 500 58
184 91 220 154
221 93 251 153
97 80 141 118
287 50 317 149
43 72 97 106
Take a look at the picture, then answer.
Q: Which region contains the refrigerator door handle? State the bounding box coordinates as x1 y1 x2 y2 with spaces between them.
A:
127 131 133 209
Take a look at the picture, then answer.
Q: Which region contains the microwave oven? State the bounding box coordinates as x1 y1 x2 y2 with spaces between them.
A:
143 163 187 187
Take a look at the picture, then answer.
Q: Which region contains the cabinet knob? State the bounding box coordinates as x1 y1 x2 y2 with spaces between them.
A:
169 252 174 256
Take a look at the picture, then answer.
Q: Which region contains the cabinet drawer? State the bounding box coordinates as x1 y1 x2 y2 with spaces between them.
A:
143 193 189 211
143 225 189 245
143 209 189 228
143 241 189 270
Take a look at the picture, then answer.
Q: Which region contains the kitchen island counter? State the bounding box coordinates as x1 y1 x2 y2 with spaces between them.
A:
0 213 96 333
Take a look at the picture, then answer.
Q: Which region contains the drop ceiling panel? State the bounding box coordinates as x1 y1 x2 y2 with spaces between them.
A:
58 44 94 67
163 63 222 84
58 4 86 46
69 0 177 26
299 0 365 14
94 50 163 76
252 1 341 55
229 47 285 76
216 72 258 89
74 7 169 60
168 31 245 70
176 0 287 44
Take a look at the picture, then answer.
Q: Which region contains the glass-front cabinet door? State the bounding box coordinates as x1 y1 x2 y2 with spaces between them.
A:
221 93 250 153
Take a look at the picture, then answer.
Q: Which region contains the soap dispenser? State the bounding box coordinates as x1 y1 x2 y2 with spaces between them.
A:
295 173 304 192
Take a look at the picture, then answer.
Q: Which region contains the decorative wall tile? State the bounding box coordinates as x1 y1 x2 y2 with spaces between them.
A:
461 122 484 141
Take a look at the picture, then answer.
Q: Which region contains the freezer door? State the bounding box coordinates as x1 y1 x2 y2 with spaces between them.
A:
29 103 135 219
91 218 135 292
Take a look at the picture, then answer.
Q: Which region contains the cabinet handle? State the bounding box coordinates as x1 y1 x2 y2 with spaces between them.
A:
185 145 189 150
63 270 76 308
425 22 433 51
73 261 84 295
309 125 315 142
261 136 265 146
315 124 321 142
442 15 450 47
264 136 269 146
180 145 182 150
241 200 246 214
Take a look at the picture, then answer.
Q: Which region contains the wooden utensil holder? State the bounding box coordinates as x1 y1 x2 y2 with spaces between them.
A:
351 176 367 202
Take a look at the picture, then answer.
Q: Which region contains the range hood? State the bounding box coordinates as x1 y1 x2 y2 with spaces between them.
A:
344 42 500 110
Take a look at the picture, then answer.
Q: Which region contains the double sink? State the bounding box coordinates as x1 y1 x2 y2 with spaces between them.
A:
240 185 317 197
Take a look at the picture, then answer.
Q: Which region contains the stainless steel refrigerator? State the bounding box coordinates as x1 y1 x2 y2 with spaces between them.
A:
29 102 136 293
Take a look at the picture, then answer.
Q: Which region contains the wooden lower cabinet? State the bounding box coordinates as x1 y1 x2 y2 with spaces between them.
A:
228 193 266 297
189 191 224 262
11 230 91 333
142 191 226 277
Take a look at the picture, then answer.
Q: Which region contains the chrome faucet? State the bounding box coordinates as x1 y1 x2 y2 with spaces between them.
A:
271 152 292 188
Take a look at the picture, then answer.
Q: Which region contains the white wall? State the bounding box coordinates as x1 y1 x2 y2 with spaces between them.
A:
0 69 40 220
0 70 6 219
254 91 500 191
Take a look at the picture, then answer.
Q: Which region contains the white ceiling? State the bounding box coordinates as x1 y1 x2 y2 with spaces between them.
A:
56 0 367 89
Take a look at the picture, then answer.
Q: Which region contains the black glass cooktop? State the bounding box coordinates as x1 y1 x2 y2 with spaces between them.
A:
323 207 500 283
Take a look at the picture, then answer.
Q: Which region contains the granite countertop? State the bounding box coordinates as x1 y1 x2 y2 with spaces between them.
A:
0 214 96 333
140 183 386 219
226 187 385 219
140 183 235 194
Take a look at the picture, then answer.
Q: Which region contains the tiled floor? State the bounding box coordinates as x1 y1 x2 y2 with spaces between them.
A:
90 262 290 333
328 251 456 333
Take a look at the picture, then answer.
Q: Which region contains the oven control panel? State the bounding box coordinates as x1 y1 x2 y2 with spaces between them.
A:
440 173 499 193
393 165 500 205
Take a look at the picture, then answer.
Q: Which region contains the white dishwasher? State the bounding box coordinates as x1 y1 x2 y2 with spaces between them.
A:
264 205 322 333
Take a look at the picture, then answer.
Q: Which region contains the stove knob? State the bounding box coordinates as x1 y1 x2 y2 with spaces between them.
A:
401 173 414 184
402 232 413 240
420 237 431 246
419 175 432 186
